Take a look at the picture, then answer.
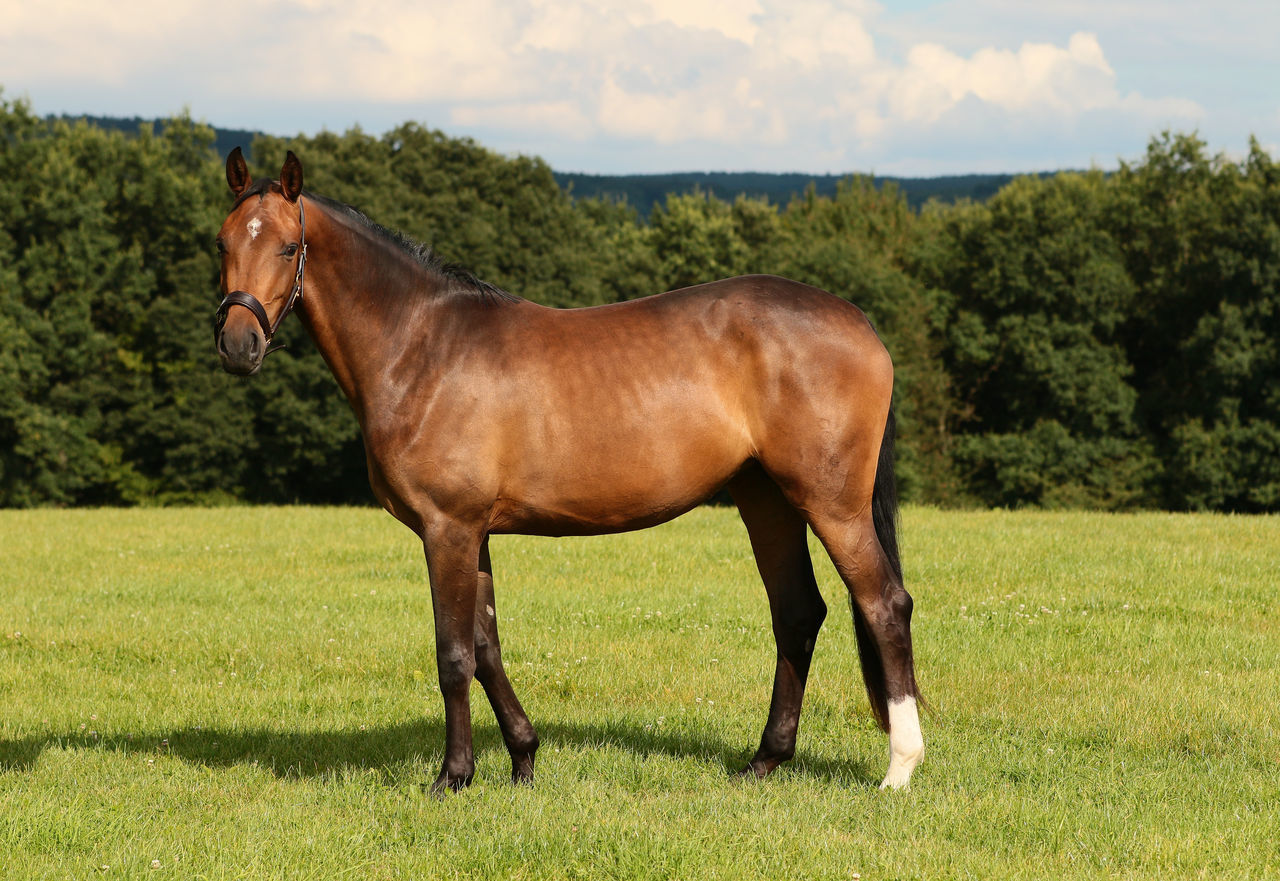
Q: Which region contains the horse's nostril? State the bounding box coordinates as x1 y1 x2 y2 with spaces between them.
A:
218 329 262 367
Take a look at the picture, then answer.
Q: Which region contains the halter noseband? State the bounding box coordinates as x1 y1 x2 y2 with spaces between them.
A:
213 198 308 357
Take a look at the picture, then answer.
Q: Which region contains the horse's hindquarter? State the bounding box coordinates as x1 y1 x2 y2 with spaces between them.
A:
481 277 892 535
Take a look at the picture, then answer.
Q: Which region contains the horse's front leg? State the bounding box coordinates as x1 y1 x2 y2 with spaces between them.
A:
423 519 483 792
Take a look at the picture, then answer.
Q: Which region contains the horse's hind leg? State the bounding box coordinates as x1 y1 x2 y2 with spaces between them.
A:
808 514 923 789
728 466 827 778
473 537 540 783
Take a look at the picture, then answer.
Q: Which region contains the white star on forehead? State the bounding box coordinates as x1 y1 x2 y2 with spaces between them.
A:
247 218 262 240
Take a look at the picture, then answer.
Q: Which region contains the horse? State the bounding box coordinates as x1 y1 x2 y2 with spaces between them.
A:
213 148 924 793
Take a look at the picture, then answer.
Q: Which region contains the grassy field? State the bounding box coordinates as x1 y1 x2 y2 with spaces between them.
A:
1 505 1277 879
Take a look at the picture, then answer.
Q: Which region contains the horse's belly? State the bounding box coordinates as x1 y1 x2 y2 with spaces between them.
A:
489 415 746 536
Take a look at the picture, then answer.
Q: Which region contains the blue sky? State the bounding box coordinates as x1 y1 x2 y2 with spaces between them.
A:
2 0 1276 175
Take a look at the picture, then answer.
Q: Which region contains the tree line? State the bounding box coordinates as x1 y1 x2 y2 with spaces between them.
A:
46 113 1038 215
2 94 1277 511
553 170 1028 216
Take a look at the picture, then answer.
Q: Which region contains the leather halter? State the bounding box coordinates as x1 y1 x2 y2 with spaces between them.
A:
213 198 308 357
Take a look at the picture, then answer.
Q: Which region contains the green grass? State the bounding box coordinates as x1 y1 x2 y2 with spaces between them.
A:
1 505 1277 879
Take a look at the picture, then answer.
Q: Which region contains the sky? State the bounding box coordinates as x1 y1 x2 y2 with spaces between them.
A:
1 0 1277 176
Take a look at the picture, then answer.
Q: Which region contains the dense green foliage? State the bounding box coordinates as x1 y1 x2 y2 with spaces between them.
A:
3 93 1278 510
2 506 1278 878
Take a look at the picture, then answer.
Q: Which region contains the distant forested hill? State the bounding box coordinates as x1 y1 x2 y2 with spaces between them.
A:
47 114 1035 212
552 170 1036 214
47 114 261 165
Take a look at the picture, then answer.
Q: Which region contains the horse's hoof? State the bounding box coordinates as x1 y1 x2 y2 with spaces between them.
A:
732 763 768 782
427 770 473 795
511 761 535 786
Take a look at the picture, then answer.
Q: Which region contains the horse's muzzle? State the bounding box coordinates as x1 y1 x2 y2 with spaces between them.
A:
217 324 265 376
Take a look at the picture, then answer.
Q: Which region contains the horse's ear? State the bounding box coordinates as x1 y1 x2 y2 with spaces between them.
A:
226 147 251 196
280 151 303 203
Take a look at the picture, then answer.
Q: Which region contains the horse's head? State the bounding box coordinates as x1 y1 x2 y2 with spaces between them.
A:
214 148 308 375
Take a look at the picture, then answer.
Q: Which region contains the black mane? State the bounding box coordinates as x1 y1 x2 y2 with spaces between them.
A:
306 192 519 306
233 178 518 306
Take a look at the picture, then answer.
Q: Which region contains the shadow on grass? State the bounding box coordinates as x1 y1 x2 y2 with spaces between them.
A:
0 716 881 788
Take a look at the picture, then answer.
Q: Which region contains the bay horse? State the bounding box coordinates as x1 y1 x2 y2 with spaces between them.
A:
213 149 924 792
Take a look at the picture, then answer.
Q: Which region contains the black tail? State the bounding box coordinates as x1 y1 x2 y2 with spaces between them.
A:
850 403 918 731
870 404 902 585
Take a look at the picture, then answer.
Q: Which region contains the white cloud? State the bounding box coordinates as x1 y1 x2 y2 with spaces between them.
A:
640 0 764 44
888 32 1172 123
0 0 238 84
0 0 1237 173
592 74 787 144
752 0 879 71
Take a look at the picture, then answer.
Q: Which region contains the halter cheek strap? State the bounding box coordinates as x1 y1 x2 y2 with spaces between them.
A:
213 199 307 357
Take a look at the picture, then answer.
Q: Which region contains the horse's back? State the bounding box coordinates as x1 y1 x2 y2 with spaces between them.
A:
496 273 890 430
511 274 889 383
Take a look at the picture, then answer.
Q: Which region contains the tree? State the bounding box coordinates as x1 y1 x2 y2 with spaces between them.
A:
925 172 1154 508
772 179 958 504
0 104 146 504
645 189 754 291
1110 134 1280 510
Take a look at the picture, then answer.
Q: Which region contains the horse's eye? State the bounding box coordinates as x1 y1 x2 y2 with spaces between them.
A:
215 239 227 254
283 243 299 258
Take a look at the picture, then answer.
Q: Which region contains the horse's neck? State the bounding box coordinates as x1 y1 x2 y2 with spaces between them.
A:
294 212 457 425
